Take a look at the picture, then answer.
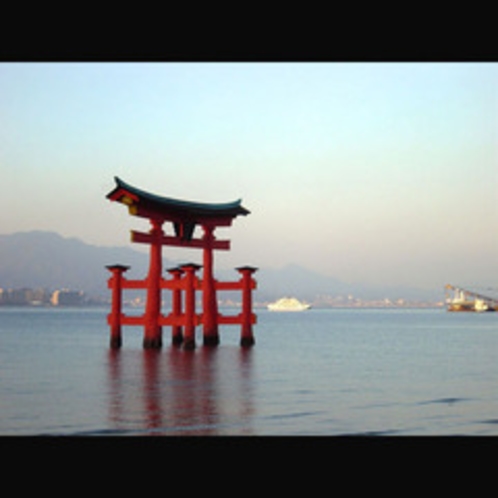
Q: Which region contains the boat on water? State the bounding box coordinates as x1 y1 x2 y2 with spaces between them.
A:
474 299 492 313
267 297 311 312
445 284 497 312
447 289 476 312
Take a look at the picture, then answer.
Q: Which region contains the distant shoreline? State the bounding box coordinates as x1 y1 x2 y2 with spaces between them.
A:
0 302 444 310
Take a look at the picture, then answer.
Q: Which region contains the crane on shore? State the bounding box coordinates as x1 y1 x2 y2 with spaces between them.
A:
445 284 498 312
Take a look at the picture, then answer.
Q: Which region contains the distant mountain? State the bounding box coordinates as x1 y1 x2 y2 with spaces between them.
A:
252 263 351 301
0 231 440 302
0 231 159 298
247 263 440 302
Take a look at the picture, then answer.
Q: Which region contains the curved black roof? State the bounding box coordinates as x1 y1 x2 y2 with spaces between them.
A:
107 177 250 219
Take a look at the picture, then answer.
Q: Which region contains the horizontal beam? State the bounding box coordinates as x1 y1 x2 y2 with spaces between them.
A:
131 230 230 250
110 278 182 290
116 313 203 327
120 315 147 326
111 277 255 291
215 280 257 291
110 312 256 328
159 313 202 327
215 281 243 291
120 279 147 289
217 313 257 325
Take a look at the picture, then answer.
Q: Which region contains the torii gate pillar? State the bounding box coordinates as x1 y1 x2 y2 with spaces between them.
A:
143 219 164 349
237 266 257 347
202 224 219 346
181 263 201 350
167 267 184 346
106 264 130 349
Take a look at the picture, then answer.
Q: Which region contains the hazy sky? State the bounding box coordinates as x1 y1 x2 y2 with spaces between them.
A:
1 62 496 290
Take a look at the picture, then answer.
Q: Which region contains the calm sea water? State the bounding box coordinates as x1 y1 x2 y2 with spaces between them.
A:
0 307 497 436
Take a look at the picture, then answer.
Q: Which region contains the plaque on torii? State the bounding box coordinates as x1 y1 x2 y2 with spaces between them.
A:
105 177 257 350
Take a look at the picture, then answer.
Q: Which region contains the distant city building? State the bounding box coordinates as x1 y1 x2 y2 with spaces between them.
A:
26 288 52 305
50 289 86 306
0 287 42 305
0 287 89 306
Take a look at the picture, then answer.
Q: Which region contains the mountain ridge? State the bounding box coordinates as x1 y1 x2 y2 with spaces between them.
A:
0 231 157 298
0 231 440 302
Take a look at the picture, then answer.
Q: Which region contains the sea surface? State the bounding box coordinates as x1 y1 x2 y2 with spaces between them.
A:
0 307 497 436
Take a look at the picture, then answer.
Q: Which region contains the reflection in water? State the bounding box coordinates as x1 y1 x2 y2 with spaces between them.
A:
107 347 254 435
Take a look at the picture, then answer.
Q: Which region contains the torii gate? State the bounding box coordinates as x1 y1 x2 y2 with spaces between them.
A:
105 177 257 350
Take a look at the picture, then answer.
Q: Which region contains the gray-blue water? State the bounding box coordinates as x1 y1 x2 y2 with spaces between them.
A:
0 307 497 435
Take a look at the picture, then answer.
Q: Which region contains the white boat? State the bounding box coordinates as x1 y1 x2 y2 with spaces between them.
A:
474 299 491 312
267 297 311 312
446 284 497 312
447 290 475 312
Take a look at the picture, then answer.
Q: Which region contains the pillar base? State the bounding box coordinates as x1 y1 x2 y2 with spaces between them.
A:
172 334 184 347
110 336 122 349
183 338 196 351
240 336 255 348
203 335 220 347
143 337 163 349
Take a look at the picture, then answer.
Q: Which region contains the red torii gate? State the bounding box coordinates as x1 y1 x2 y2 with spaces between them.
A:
105 177 257 350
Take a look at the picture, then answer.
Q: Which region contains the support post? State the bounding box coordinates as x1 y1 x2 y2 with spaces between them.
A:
202 224 220 346
167 267 184 346
106 265 130 349
143 219 164 349
181 263 201 350
236 266 258 347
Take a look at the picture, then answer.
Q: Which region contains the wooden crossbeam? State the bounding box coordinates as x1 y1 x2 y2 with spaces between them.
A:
113 312 256 328
131 230 230 250
217 313 257 325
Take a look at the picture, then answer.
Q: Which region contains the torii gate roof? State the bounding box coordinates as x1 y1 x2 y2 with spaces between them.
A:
106 176 250 222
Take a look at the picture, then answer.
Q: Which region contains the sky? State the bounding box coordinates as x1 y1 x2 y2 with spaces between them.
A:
1 62 497 290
